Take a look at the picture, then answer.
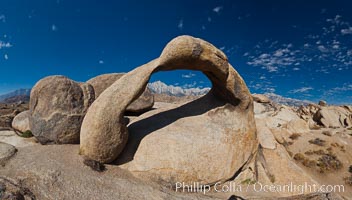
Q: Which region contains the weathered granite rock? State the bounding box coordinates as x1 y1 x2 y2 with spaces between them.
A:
0 145 218 200
87 73 154 113
30 76 95 144
256 119 277 149
285 119 310 134
11 110 30 133
252 94 271 103
313 106 352 128
0 142 17 166
318 100 327 106
80 35 257 185
0 130 38 148
86 73 125 98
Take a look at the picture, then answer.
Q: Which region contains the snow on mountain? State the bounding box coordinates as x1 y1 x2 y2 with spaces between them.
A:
148 81 210 97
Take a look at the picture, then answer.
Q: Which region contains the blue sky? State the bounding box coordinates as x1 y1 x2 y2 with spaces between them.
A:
0 0 351 104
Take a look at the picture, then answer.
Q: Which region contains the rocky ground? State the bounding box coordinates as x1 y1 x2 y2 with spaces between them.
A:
1 94 351 200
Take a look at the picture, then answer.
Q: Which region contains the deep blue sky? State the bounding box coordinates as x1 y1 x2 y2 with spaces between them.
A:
0 0 351 104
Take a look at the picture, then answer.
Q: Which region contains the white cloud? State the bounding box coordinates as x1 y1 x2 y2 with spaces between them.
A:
4 54 8 60
0 15 5 23
341 27 352 35
318 45 328 52
207 17 212 22
0 41 12 49
98 60 104 64
293 67 300 71
290 87 313 94
51 24 58 31
181 72 196 78
178 19 183 30
213 6 223 13
219 46 225 51
182 81 197 89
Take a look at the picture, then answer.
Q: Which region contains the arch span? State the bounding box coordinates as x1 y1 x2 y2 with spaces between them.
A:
80 35 255 164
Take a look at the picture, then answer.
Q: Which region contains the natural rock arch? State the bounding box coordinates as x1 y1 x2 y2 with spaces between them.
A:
80 36 257 184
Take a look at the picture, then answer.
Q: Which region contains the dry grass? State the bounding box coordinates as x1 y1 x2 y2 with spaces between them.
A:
289 133 301 140
322 130 332 136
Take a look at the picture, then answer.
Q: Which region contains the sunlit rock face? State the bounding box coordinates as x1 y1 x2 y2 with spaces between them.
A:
80 35 258 185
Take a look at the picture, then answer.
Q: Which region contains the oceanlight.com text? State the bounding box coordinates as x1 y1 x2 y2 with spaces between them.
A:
175 181 345 195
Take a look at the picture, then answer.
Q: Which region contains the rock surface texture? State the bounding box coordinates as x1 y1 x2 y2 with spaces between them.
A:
80 35 258 185
0 142 17 166
313 106 352 128
11 110 30 132
29 76 95 144
87 73 154 113
252 94 271 103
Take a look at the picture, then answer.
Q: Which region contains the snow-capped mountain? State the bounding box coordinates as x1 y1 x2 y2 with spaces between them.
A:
263 93 313 107
148 81 210 97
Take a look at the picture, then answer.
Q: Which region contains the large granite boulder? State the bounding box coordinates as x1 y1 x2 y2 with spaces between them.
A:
11 110 30 132
313 106 352 128
252 94 271 103
285 119 310 134
80 35 257 185
29 76 95 144
87 73 154 113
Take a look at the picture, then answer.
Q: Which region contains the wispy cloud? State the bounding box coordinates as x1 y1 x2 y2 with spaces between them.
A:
289 87 314 94
246 14 352 74
178 19 183 30
246 43 299 73
98 60 104 64
181 72 196 78
341 27 352 35
0 41 12 49
4 54 8 60
213 6 223 13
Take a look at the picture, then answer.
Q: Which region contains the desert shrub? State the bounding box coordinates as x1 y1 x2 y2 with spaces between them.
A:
322 130 332 136
302 159 317 168
294 153 305 161
349 165 352 173
268 174 275 183
344 176 352 186
21 130 33 138
308 138 326 146
241 178 256 185
83 159 106 172
304 149 325 156
317 153 342 173
331 142 346 152
289 133 301 140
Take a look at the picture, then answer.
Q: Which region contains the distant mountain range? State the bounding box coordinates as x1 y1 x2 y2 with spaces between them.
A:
147 81 210 96
0 82 314 107
0 89 31 103
263 93 313 107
